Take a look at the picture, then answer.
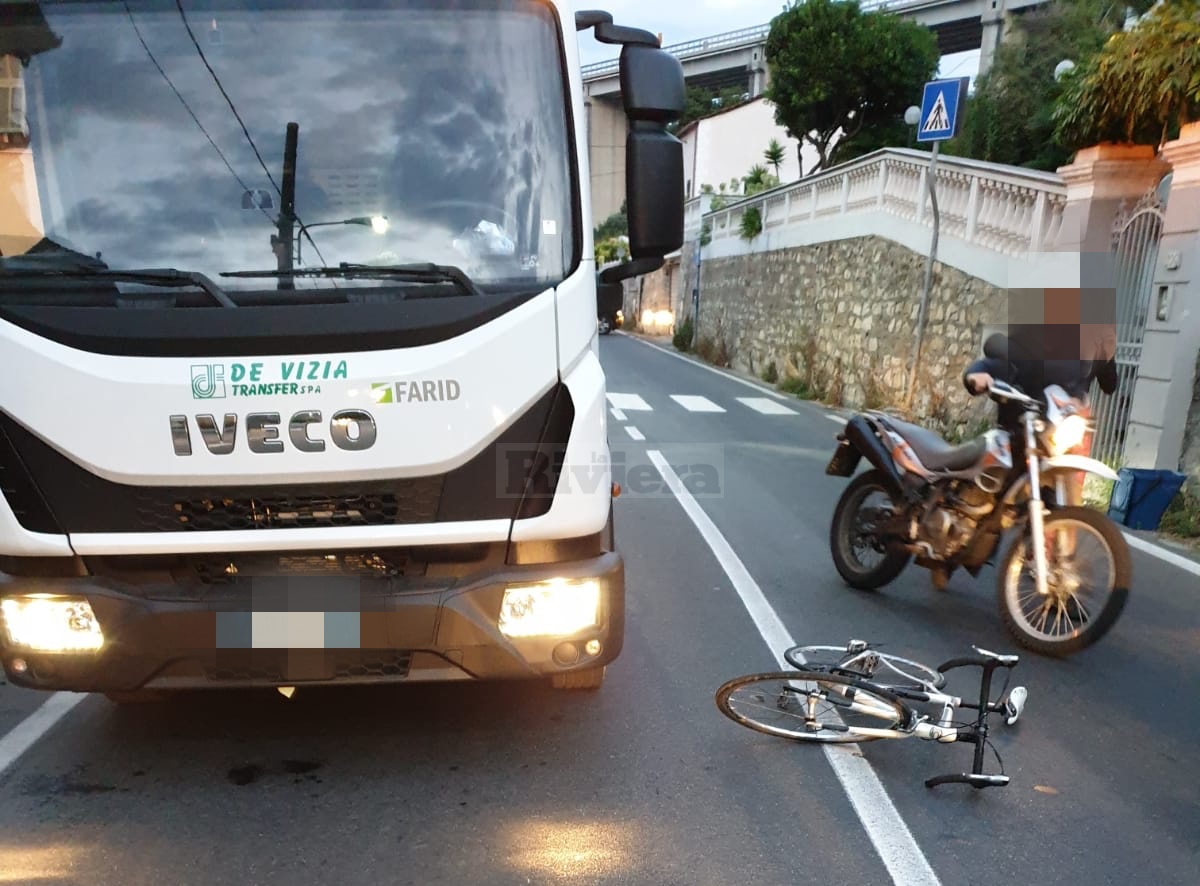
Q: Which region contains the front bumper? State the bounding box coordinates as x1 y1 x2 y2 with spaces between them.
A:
0 553 624 693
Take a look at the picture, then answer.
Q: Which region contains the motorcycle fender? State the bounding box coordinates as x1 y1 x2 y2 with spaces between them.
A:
834 415 911 496
825 436 862 477
1043 455 1120 482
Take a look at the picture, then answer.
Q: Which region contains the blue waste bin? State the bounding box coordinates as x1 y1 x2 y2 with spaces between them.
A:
1107 468 1187 530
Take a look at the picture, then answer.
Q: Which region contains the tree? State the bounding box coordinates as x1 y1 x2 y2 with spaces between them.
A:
764 0 939 175
1054 0 1200 151
593 200 627 243
742 164 779 196
830 115 912 166
764 138 786 179
944 0 1157 171
671 85 752 131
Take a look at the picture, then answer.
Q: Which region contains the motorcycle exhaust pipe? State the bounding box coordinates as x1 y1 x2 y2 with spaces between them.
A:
843 415 913 502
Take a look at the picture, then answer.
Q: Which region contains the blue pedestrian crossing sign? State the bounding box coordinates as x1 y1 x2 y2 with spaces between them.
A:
917 77 969 143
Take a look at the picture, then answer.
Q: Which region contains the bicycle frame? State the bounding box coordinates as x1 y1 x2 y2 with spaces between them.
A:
795 645 1023 789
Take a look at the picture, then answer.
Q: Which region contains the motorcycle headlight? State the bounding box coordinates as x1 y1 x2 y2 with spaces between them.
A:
1049 414 1089 455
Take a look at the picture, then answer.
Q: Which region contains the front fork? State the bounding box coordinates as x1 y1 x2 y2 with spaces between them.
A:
1025 419 1052 597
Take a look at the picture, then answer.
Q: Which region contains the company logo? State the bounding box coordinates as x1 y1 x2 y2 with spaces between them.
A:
191 364 227 400
371 379 462 404
170 410 377 456
187 361 349 399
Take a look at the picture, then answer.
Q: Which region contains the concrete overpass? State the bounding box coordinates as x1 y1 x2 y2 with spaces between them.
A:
584 0 1049 224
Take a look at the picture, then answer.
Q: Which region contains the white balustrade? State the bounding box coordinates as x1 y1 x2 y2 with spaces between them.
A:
688 147 1068 261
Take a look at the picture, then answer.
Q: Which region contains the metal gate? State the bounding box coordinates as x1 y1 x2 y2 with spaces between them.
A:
1089 184 1167 466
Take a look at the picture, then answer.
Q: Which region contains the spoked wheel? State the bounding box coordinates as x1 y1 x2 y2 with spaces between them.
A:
829 470 911 590
997 506 1131 656
783 645 946 690
715 671 911 743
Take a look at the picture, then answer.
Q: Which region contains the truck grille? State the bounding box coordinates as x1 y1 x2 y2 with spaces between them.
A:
162 482 443 532
0 381 571 535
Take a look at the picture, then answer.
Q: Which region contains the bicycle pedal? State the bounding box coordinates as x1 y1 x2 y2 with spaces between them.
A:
1004 686 1028 726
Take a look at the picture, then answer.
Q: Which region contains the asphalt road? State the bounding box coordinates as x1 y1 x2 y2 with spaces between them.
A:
0 332 1196 886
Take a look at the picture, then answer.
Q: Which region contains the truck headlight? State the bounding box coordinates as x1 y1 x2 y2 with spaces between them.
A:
1 596 105 653
499 579 601 638
1049 415 1088 455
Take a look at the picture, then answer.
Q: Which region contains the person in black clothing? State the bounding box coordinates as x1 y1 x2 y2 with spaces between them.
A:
962 314 1119 505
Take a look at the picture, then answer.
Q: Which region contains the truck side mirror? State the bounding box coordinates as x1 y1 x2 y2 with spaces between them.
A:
581 20 684 283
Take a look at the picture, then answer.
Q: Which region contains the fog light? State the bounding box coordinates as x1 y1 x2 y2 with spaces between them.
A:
1 596 104 653
11 657 28 675
585 639 602 657
499 579 601 638
553 642 581 666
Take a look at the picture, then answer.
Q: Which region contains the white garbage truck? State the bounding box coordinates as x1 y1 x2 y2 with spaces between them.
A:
0 1 684 698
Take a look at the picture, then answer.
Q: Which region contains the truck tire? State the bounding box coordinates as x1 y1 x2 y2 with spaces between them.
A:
551 666 606 690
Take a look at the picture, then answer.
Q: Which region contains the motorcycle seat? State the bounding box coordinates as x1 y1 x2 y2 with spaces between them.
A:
875 415 987 473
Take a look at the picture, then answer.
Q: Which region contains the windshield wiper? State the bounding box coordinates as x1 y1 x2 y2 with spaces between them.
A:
221 262 483 297
0 266 238 308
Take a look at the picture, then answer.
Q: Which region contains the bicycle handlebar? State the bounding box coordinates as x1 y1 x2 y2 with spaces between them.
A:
937 653 1018 674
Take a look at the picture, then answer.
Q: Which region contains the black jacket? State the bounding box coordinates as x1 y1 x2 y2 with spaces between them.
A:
963 331 1118 430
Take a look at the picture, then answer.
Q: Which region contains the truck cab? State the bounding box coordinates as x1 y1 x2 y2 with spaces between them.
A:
0 1 683 697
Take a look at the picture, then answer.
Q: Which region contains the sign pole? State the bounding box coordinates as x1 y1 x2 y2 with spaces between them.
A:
904 76 967 415
905 140 941 413
692 235 702 349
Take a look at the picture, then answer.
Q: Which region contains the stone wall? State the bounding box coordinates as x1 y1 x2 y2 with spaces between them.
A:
679 235 1006 436
621 255 684 332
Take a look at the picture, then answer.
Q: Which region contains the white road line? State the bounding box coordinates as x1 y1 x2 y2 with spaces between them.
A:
606 393 653 412
621 333 795 403
610 407 628 422
0 692 87 780
671 395 726 413
1123 532 1200 578
625 426 646 442
827 415 848 425
648 451 941 886
738 397 799 416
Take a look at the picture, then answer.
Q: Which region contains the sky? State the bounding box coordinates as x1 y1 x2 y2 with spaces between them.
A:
572 0 982 88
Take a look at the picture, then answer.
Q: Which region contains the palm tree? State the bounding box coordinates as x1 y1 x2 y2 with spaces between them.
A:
764 138 786 180
743 164 777 196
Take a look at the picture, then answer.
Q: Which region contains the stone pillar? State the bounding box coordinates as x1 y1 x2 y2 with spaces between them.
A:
587 94 627 228
749 46 768 98
1054 143 1171 254
1125 123 1200 473
977 0 1008 80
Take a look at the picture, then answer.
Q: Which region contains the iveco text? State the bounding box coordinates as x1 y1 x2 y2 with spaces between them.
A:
0 1 684 699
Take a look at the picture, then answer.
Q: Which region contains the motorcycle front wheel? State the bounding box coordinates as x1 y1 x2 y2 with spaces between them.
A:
829 469 911 590
997 506 1131 656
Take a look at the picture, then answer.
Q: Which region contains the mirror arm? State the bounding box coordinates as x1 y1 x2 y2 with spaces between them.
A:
575 10 613 32
599 256 664 284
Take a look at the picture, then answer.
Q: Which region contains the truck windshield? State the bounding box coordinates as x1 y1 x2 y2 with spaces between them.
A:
0 0 576 291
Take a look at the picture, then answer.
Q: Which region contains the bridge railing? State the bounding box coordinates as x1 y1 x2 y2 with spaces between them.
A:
581 3 915 80
692 148 1067 257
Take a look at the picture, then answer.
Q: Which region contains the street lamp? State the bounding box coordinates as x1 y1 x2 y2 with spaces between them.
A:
295 215 390 265
1054 59 1076 82
904 105 921 148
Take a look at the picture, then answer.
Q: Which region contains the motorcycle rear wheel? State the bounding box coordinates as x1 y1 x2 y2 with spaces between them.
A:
997 506 1131 656
829 470 911 590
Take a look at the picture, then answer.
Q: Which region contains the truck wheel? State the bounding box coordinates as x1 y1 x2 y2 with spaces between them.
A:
551 666 606 690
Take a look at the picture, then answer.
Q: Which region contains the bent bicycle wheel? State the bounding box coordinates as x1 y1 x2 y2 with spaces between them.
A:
715 671 911 744
783 645 946 690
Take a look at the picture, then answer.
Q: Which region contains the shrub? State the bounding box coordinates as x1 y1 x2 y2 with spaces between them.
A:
762 360 779 385
777 376 813 399
673 316 694 352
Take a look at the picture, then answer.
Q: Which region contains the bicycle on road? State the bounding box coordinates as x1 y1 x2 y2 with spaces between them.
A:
715 640 1028 789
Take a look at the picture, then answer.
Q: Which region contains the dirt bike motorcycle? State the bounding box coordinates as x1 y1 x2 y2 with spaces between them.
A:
825 378 1131 656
